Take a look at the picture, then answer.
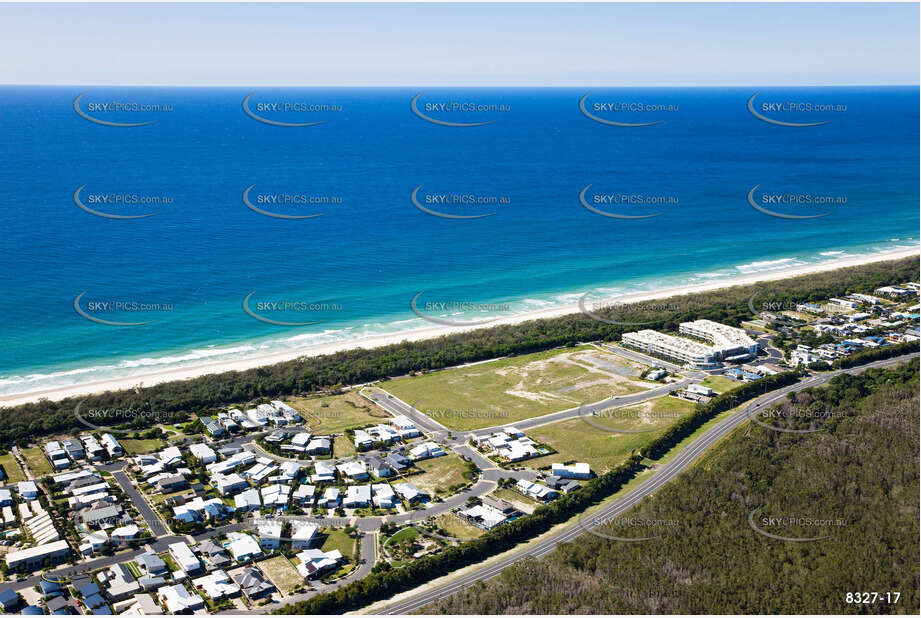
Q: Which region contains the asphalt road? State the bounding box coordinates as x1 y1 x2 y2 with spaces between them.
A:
374 353 918 615
109 467 170 538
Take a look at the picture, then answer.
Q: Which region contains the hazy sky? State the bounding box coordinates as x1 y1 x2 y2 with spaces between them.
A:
1 2 917 86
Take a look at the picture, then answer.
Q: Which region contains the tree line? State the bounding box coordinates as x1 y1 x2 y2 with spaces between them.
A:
0 256 915 447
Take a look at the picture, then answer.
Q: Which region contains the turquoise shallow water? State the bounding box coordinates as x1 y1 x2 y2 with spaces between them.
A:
0 86 917 395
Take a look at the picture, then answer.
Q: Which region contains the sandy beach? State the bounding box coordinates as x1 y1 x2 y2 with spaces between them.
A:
2 246 917 407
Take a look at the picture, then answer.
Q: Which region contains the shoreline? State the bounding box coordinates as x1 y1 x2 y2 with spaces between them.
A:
2 246 917 407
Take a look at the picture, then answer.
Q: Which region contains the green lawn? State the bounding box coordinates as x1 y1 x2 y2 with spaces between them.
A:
163 425 204 443
525 396 697 474
119 438 166 455
0 453 25 483
382 346 654 430
410 455 475 497
319 528 358 578
384 526 421 546
20 447 52 476
159 552 179 572
320 528 357 558
287 392 391 434
699 375 741 394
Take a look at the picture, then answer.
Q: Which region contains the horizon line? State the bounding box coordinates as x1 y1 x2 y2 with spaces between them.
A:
2 83 919 88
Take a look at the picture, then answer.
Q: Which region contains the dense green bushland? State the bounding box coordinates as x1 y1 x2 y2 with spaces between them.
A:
833 340 918 369
423 360 920 615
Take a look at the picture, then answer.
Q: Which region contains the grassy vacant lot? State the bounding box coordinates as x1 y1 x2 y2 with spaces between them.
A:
287 392 390 434
20 447 52 477
320 528 357 560
699 375 740 394
320 528 358 578
119 438 166 455
410 455 474 497
259 556 303 595
489 488 537 514
163 424 203 443
382 346 654 430
0 453 25 483
525 396 697 473
435 513 484 540
332 436 356 459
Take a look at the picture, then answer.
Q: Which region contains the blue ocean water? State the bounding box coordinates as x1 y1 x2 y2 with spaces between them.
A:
0 86 917 396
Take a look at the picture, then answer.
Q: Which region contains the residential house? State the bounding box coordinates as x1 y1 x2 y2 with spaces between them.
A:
291 522 319 549
192 570 240 600
384 452 412 472
292 484 316 505
257 520 283 550
366 456 393 478
136 551 167 577
295 548 343 579
104 564 141 600
409 441 445 461
516 479 559 502
234 488 262 512
203 417 225 437
198 540 232 569
213 473 248 496
353 429 373 451
100 433 123 457
305 436 332 455
243 460 278 484
393 482 429 503
188 443 217 464
17 480 39 500
173 497 228 523
168 541 202 574
391 415 421 438
156 474 189 493
551 462 592 480
319 487 341 508
231 567 275 600
311 461 337 484
157 584 205 614
226 532 263 562
110 524 141 545
62 439 84 461
372 483 398 509
337 460 369 482
460 503 508 529
261 484 291 509
343 484 372 508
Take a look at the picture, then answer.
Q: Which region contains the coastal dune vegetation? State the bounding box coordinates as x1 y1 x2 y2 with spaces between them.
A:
0 256 916 446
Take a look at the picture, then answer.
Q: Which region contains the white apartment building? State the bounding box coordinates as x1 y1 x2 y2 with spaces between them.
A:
678 319 759 358
621 330 721 368
623 320 757 369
